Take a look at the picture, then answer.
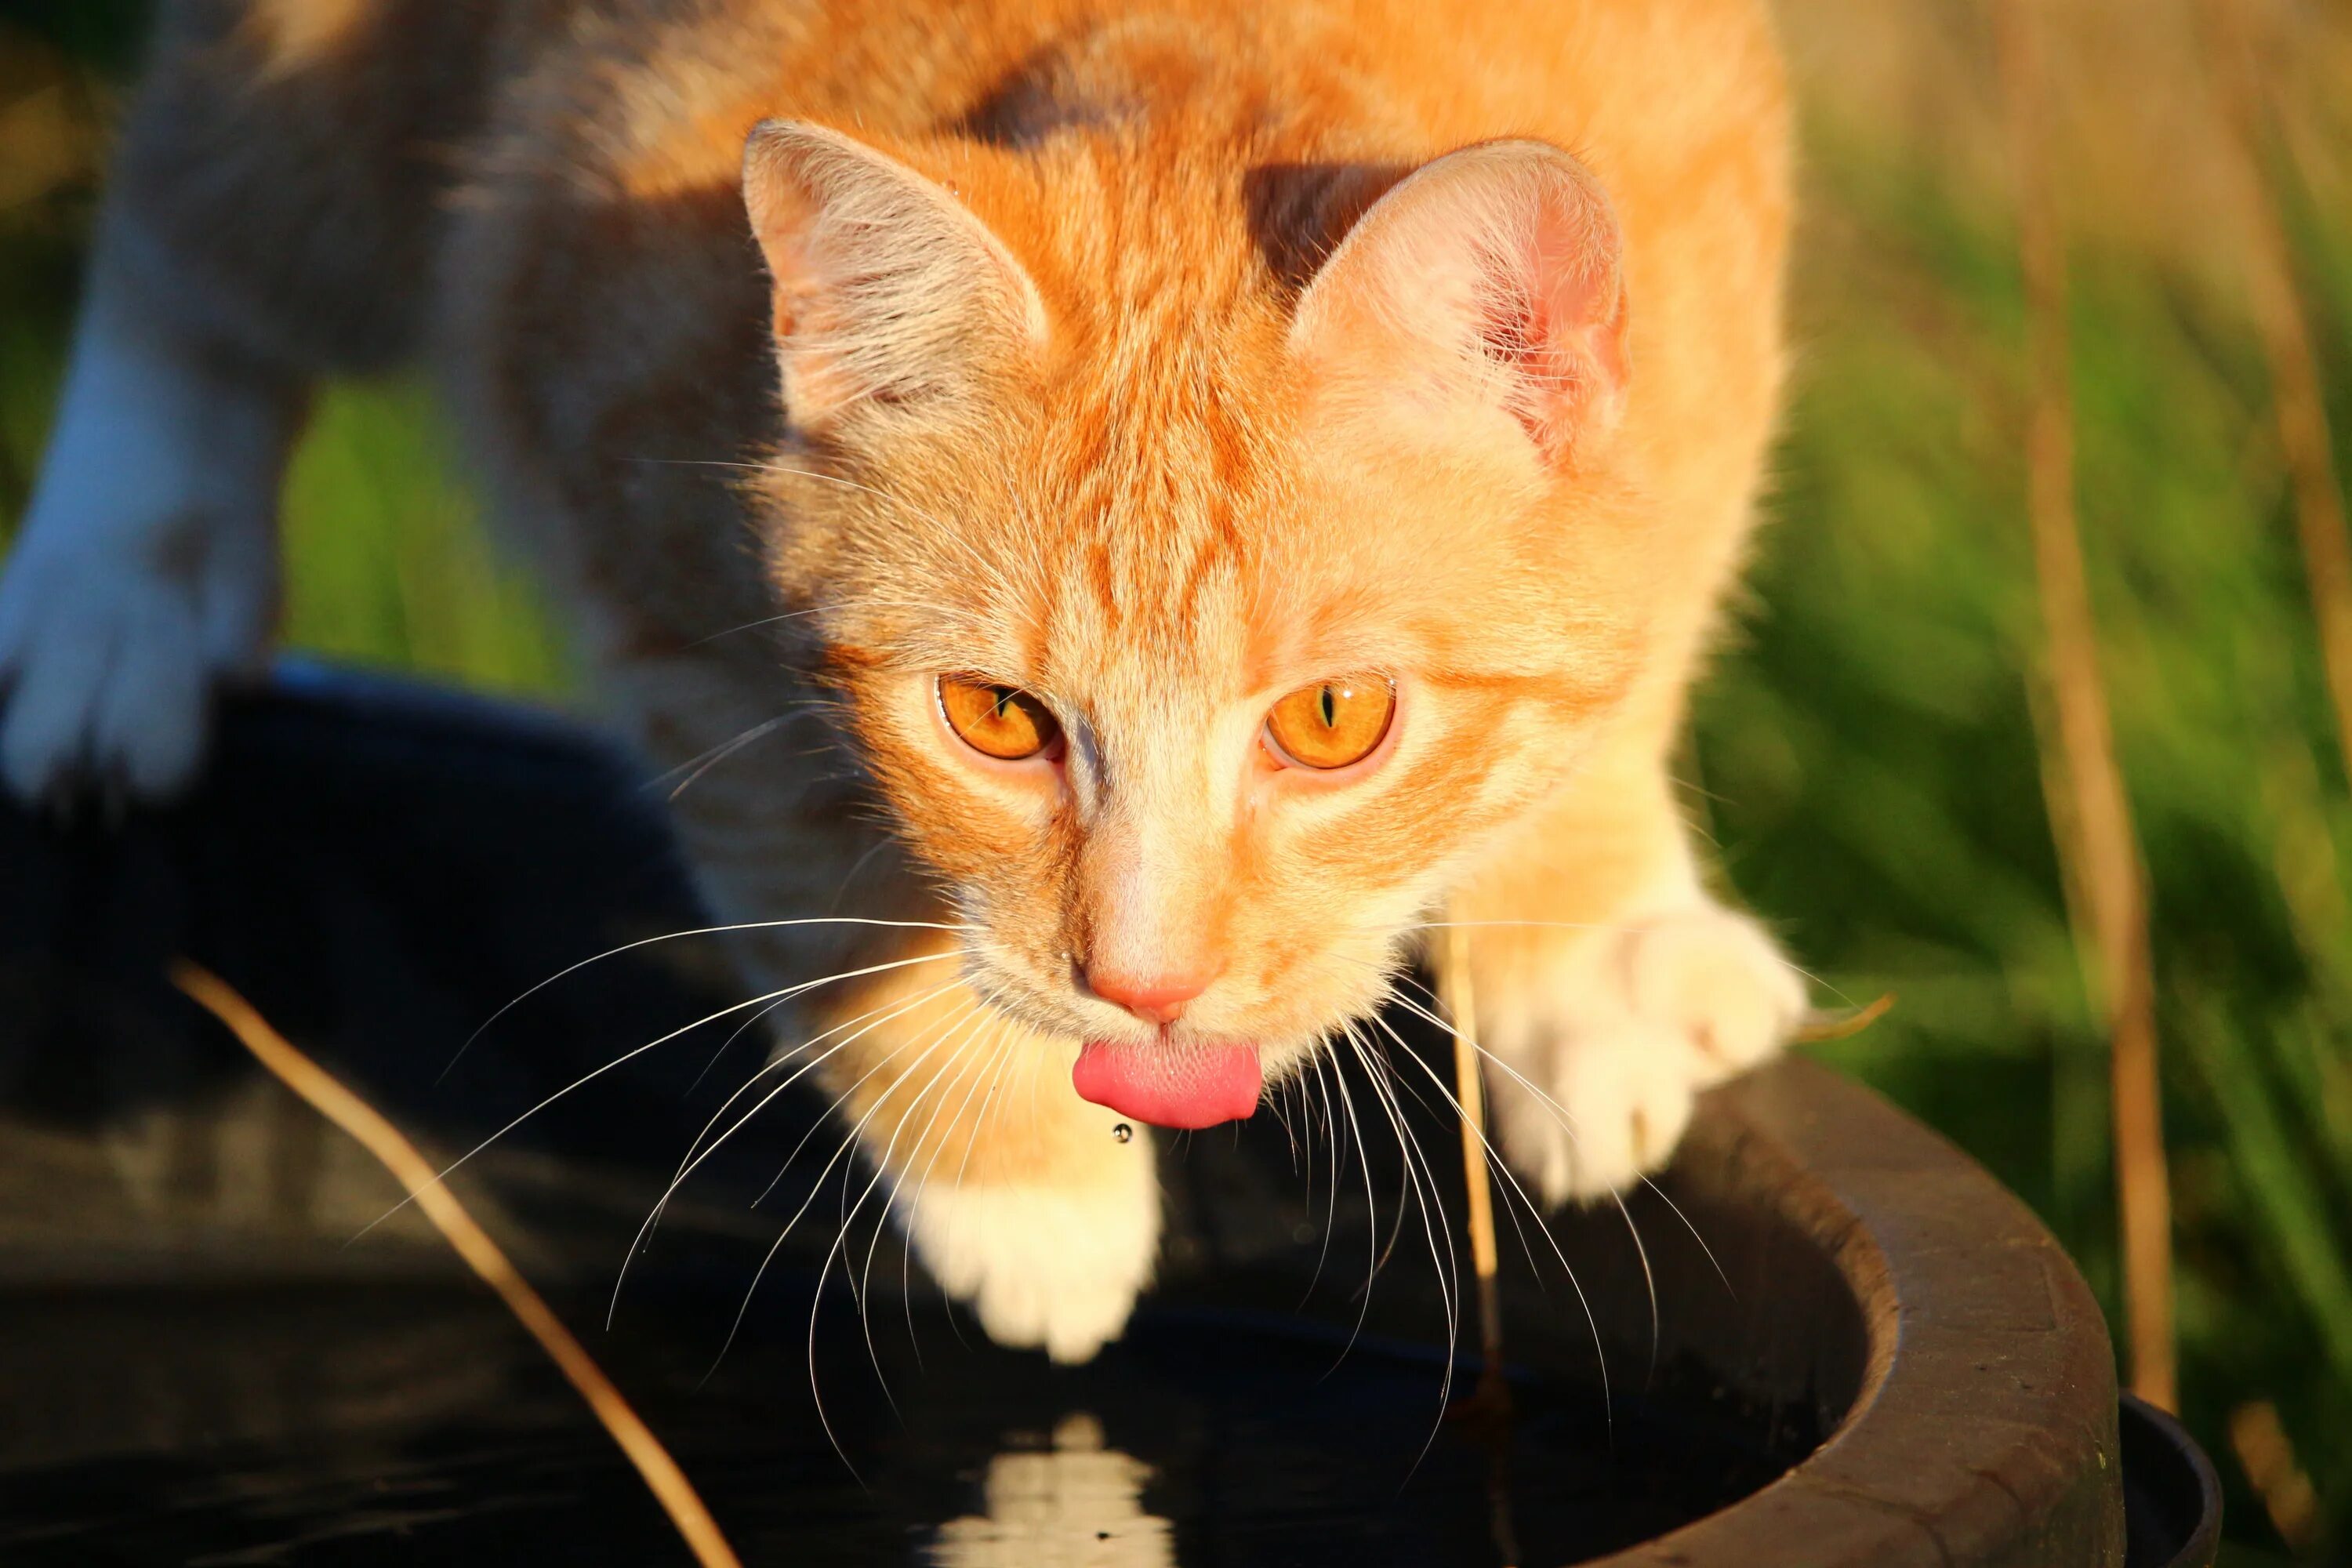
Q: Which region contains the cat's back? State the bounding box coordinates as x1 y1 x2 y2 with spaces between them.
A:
472 0 1783 191
447 0 1787 641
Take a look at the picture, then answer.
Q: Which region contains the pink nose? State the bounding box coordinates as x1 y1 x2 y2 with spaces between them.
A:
1084 967 1215 1026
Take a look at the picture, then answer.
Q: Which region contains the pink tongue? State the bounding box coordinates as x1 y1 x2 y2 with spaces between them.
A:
1073 1040 1262 1130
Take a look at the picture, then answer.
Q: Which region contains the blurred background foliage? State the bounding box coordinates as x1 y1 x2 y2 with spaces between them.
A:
2 0 2347 1560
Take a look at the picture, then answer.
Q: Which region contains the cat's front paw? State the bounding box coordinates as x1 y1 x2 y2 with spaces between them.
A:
1482 900 1804 1204
895 1155 1160 1364
0 518 266 808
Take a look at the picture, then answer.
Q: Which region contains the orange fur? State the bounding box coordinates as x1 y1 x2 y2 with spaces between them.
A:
64 0 1797 1358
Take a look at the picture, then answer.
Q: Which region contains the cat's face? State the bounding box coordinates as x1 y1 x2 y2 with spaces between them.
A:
746 122 1652 1116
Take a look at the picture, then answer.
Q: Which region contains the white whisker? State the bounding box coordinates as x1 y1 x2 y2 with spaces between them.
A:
1313 1029 1384 1365
831 996 1003 1412
441 916 978 1082
368 949 961 1241
1341 1024 1461 1444
1363 1006 1616 1433
703 1000 986 1389
611 976 968 1325
886 1014 1017 1369
664 714 797 801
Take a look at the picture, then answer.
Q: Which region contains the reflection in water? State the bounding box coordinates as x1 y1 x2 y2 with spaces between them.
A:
0 1290 1802 1563
927 1412 1174 1567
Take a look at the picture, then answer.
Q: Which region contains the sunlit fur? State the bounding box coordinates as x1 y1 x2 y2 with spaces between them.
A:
23 0 1798 1360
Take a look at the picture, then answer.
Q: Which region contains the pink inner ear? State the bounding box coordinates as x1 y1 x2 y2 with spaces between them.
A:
1484 193 1629 464
1291 141 1631 470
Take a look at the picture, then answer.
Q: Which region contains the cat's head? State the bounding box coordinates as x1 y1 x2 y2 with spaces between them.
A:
741 120 1657 1127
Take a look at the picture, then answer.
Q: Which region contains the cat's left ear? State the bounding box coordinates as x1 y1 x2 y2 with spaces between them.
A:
1289 140 1628 470
743 120 1047 428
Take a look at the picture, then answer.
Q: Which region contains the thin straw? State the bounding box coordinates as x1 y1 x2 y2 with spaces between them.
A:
1990 0 2177 1410
1440 921 1510 1414
170 960 744 1568
2197 0 2352 791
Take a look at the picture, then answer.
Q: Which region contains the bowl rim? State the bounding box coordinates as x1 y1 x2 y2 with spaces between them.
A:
1592 1056 2128 1566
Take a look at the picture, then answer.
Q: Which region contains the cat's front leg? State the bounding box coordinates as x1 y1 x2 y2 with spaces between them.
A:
0 225 296 805
895 1123 1160 1364
813 964 1160 1363
1449 764 1806 1204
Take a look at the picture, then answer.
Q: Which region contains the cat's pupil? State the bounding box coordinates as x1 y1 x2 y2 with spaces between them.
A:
991 687 1015 720
1318 685 1337 728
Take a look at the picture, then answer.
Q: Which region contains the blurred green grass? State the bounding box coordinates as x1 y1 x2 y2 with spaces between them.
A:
0 234 573 699
4 3 2350 1559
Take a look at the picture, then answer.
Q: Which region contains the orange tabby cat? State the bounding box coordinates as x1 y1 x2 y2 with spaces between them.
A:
0 0 1802 1359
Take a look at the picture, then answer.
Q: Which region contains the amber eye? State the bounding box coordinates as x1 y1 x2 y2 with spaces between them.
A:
938 676 1061 760
1264 675 1396 771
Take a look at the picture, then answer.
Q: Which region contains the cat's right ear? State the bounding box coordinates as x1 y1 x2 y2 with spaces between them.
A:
742 120 1047 428
1287 140 1630 474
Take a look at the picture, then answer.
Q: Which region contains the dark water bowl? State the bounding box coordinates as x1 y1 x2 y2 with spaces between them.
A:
2121 1396 2224 1568
0 667 2221 1566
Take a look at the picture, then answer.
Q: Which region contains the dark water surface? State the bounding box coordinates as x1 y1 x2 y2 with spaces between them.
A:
0 1283 1797 1566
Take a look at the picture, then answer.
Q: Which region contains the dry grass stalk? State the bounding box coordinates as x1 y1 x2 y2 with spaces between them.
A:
170 961 744 1568
2261 742 2352 1007
2228 1399 2319 1549
1794 992 1896 1044
2198 0 2352 789
1441 921 1510 1414
1991 0 2178 1410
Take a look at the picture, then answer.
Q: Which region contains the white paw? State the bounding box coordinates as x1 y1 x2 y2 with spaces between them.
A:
1483 899 1805 1204
0 535 254 803
896 1152 1160 1364
0 287 283 807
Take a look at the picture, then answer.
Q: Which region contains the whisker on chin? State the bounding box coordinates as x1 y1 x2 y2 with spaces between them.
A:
1317 1029 1391 1364
1614 1186 1664 1382
1294 948 1639 1425
611 975 971 1324
698 996 997 1463
1362 1005 1619 1430
444 915 980 1082
1343 1024 1455 1334
1364 1004 1555 1275
671 974 964 1189
884 1014 1019 1370
829 995 1006 1414
359 952 956 1243
1340 1024 1462 1448
1377 960 1744 1399
1396 972 1740 1298
1375 978 1664 1327
1295 1051 1347 1312
701 1000 987 1399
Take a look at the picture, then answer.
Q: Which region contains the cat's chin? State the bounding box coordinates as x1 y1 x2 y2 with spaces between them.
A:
1071 1038 1262 1130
